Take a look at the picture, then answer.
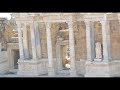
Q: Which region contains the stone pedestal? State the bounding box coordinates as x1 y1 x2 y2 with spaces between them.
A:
76 59 86 75
17 59 48 76
0 60 9 74
94 59 102 62
85 61 110 77
48 67 56 76
85 60 120 77
0 44 9 74
109 60 120 77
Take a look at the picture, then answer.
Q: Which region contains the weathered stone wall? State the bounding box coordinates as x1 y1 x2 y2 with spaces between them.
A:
0 43 9 73
51 23 59 58
94 21 102 43
110 20 120 60
18 59 48 76
51 22 68 58
39 22 48 58
74 21 87 61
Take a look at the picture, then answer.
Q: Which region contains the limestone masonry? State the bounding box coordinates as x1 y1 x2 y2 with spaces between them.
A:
0 13 120 77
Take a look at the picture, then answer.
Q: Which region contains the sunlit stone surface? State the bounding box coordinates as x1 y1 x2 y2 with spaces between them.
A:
0 13 120 77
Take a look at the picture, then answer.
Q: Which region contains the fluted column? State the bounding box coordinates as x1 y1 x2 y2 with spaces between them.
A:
85 20 95 61
91 21 95 59
23 23 29 59
30 21 37 60
68 16 76 76
100 16 111 62
56 42 62 70
46 22 55 76
17 22 25 59
34 22 42 59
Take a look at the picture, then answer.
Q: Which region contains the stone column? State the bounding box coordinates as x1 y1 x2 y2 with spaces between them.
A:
30 21 37 60
100 17 111 61
17 22 24 59
34 22 42 59
91 22 95 59
85 20 95 61
56 42 62 71
46 22 55 76
23 23 29 59
68 16 77 76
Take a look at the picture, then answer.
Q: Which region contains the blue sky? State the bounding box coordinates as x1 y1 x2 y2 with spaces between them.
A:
0 13 11 20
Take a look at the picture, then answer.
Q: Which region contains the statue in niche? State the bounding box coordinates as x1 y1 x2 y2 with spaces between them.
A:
64 46 70 69
57 32 63 41
95 42 102 59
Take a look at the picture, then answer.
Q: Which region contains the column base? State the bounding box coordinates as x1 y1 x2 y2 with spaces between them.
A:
85 60 110 77
109 60 120 77
85 60 120 77
76 59 86 75
94 58 102 62
17 59 48 76
48 67 56 76
70 69 77 77
0 60 9 74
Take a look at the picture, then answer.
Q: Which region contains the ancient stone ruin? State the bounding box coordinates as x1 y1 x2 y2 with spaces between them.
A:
0 13 120 77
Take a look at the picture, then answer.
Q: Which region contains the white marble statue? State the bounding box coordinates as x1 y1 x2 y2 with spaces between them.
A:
65 64 70 69
95 42 102 59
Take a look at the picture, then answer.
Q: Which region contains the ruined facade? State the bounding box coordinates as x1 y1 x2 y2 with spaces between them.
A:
0 17 19 74
1 13 120 77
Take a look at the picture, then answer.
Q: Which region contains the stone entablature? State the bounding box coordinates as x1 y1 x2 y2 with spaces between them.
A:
13 13 120 22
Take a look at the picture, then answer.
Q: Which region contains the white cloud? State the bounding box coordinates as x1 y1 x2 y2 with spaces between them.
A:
0 13 11 20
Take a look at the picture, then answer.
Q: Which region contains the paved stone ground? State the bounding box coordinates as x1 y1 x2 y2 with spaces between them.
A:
0 74 84 77
0 70 84 77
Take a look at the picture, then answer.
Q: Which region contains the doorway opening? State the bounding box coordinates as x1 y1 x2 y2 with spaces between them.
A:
13 49 19 69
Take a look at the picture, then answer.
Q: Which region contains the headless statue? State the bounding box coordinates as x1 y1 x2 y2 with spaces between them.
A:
95 42 102 59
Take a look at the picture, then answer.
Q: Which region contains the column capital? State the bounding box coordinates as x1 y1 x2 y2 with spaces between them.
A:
16 22 21 28
67 21 73 28
67 15 76 23
100 20 106 24
45 22 51 29
23 22 27 26
16 21 20 24
84 20 90 26
27 21 34 26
